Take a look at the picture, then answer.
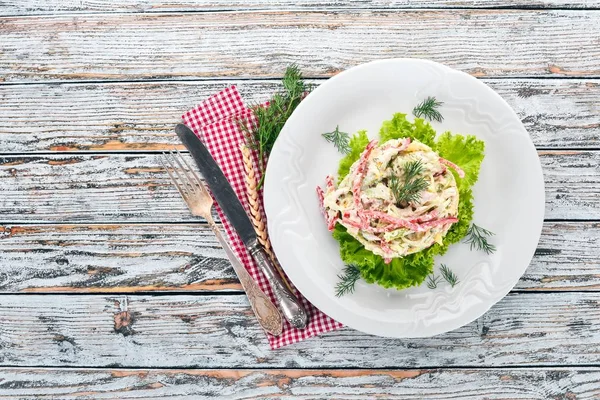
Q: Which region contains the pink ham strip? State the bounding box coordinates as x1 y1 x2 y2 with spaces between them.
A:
380 239 393 254
316 186 325 210
433 166 447 177
380 137 411 152
327 214 339 231
380 240 394 264
317 182 339 231
325 175 335 190
439 157 465 178
351 140 378 209
417 217 458 229
316 186 338 231
410 210 439 223
341 217 382 235
361 210 420 231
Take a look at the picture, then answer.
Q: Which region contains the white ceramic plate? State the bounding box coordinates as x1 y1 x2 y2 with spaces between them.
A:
263 59 545 338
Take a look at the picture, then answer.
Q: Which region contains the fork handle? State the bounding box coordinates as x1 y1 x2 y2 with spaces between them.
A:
248 240 309 330
207 219 283 337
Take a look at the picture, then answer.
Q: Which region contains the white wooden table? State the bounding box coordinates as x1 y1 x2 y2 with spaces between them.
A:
1 1 599 398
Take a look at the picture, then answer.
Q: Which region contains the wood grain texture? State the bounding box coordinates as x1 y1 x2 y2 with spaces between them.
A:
0 151 597 223
0 222 597 293
0 224 236 293
1 79 598 152
1 11 600 83
0 293 599 367
3 0 600 16
1 368 599 399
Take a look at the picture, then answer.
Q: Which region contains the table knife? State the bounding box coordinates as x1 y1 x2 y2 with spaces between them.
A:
175 123 309 329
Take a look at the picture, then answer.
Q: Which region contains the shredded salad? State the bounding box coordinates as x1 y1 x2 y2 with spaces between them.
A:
318 113 485 290
318 138 463 261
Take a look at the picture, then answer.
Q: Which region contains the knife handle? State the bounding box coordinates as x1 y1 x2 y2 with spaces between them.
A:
206 214 283 336
248 240 309 329
207 218 283 337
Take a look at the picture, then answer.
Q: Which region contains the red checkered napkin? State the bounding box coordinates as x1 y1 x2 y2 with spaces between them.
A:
182 86 343 349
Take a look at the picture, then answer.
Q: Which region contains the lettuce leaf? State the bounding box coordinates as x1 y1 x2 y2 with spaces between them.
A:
379 113 437 148
443 186 473 248
436 131 485 189
330 113 485 290
337 129 369 182
333 224 434 288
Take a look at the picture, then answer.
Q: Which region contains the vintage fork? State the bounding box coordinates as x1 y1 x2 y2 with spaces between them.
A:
161 149 283 337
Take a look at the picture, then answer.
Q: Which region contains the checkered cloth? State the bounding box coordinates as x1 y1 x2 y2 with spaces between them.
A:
182 86 343 349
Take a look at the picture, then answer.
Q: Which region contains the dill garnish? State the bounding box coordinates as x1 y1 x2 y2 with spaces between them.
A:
426 274 441 289
390 160 429 205
413 96 444 122
440 264 459 287
335 264 361 297
322 125 351 154
464 223 496 254
238 65 308 189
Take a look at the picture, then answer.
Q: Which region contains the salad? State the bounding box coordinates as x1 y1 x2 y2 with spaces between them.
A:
319 137 461 261
318 112 485 291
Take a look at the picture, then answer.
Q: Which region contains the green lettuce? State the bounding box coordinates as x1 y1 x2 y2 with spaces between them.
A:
333 224 435 288
331 113 484 290
337 129 369 182
435 132 485 189
379 113 437 147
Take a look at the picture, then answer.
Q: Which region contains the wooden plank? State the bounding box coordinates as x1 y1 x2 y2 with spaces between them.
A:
0 154 215 223
541 150 600 220
0 222 597 293
0 151 596 223
0 79 598 152
0 224 237 293
523 222 600 291
3 0 600 16
0 293 598 367
1 368 599 399
1 11 600 83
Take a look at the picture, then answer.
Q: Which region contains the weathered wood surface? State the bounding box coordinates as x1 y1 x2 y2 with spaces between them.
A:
1 79 598 152
0 224 236 293
0 151 596 222
0 293 599 367
1 368 599 400
1 0 599 392
3 0 600 16
1 11 600 83
0 222 597 293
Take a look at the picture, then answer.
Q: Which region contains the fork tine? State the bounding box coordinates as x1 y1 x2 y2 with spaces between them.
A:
169 149 198 195
164 151 192 192
161 153 189 201
174 149 206 191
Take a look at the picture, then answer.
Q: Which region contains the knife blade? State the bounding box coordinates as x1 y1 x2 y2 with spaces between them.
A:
175 123 308 329
175 124 257 246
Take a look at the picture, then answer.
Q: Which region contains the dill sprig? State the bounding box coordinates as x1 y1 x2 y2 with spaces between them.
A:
335 264 361 297
440 264 459 287
322 125 351 154
413 96 444 122
404 159 424 180
390 160 429 205
463 223 496 254
238 65 308 189
426 274 441 289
